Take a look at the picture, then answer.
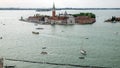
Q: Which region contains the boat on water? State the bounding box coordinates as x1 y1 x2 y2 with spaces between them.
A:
80 49 87 55
5 66 16 68
41 51 48 55
36 28 44 30
79 56 85 59
79 49 86 59
80 40 87 56
32 31 39 34
42 47 47 49
0 37 2 39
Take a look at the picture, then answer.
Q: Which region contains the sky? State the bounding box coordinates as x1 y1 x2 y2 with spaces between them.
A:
0 0 120 8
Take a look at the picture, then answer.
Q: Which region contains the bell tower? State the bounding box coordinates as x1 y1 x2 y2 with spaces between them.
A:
52 3 56 17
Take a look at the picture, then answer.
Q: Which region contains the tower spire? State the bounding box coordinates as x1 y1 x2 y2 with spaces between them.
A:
53 2 55 11
52 2 56 17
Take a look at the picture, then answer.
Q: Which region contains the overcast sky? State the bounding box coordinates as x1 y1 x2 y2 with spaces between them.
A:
0 0 120 8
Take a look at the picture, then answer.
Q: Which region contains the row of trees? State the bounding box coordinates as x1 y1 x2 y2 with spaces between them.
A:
72 12 96 18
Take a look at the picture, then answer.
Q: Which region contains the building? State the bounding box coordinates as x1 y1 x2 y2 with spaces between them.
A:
75 16 96 24
52 3 56 17
20 3 95 25
48 3 75 25
27 14 48 24
49 16 68 24
66 14 75 24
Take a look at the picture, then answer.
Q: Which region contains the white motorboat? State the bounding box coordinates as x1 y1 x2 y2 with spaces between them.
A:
80 49 87 55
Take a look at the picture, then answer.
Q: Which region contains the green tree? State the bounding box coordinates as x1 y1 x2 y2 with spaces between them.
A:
72 12 96 18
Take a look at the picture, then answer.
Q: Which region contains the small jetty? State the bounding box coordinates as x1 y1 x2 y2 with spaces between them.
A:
32 31 39 34
105 16 120 22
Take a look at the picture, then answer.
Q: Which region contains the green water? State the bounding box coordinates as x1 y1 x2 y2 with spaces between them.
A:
0 10 120 68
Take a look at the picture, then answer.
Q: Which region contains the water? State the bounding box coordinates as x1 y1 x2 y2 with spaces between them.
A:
0 10 120 68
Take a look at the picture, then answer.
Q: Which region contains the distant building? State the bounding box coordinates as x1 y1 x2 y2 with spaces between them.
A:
52 3 56 17
48 16 68 24
27 14 47 24
66 14 75 24
75 16 96 24
20 3 95 25
48 3 75 25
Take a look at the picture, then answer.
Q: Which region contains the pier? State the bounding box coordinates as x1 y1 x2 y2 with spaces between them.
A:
5 58 111 68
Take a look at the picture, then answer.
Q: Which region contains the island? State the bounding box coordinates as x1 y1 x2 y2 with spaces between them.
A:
20 3 96 25
105 16 120 23
72 12 96 24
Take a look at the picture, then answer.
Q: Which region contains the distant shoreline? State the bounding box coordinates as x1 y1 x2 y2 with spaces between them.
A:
0 8 120 10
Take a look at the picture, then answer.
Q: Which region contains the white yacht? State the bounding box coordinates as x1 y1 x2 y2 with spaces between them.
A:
80 49 87 55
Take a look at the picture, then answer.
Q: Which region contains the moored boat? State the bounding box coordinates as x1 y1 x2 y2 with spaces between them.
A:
5 66 16 68
79 56 85 59
36 28 44 30
42 47 47 49
41 51 48 55
32 31 39 34
80 50 87 55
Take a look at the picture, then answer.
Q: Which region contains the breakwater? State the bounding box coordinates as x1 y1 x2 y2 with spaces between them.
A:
5 58 111 68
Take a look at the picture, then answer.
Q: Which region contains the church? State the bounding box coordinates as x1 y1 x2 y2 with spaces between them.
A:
47 3 75 25
21 3 95 25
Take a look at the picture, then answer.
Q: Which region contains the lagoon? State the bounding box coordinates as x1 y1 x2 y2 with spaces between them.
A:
0 10 120 68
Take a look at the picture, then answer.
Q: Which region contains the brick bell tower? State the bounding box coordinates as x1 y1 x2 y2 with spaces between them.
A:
52 3 56 17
